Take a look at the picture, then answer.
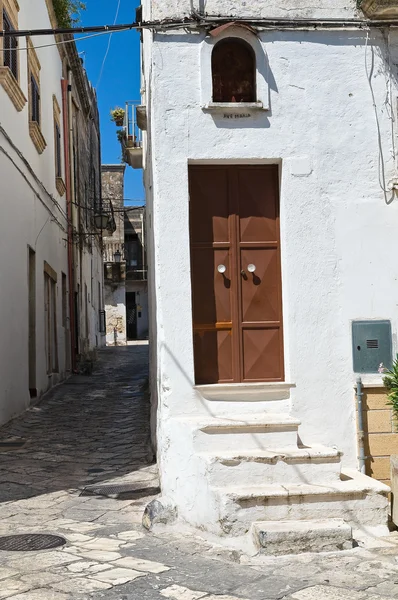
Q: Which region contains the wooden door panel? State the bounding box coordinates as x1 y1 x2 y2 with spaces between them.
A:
238 168 278 243
189 168 230 243
191 248 232 325
194 329 233 384
189 165 284 384
189 166 236 384
242 328 283 381
236 166 284 382
240 248 280 323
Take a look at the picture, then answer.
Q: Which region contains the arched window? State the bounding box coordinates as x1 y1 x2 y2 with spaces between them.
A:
212 38 256 103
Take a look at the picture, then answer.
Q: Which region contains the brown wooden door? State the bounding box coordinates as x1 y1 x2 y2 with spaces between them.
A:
189 165 284 384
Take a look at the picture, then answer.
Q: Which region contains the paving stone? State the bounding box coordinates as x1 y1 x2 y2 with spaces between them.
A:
0 567 19 580
289 586 369 599
160 584 208 600
362 580 398 596
116 530 146 542
9 590 71 600
75 536 125 551
19 572 66 586
114 556 170 573
0 579 32 599
76 549 123 562
311 568 388 591
91 566 146 585
5 551 80 572
205 596 251 600
233 575 308 600
50 576 112 592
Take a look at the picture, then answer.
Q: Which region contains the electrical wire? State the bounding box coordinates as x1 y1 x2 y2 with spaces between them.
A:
5 15 398 41
96 0 122 90
0 123 69 225
9 27 132 52
364 31 395 203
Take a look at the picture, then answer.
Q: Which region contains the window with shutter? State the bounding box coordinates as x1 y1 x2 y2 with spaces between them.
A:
55 123 62 177
53 95 65 194
31 75 40 125
3 10 18 80
212 38 256 103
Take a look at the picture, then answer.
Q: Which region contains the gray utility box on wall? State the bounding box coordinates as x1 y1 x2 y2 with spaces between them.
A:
352 320 392 373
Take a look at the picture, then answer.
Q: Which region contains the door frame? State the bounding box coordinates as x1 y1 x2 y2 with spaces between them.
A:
188 161 285 384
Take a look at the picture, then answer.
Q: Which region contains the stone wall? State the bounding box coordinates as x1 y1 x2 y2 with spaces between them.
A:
102 165 127 345
363 387 396 488
102 164 126 258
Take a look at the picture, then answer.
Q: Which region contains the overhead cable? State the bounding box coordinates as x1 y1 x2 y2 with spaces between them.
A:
3 15 398 38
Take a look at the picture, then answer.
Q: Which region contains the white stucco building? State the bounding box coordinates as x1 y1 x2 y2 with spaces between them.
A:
140 0 398 552
0 0 106 427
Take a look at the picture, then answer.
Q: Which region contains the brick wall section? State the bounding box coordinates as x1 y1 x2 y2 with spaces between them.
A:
362 387 396 487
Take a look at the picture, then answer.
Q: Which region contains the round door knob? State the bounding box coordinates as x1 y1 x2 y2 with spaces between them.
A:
217 264 226 274
247 264 256 273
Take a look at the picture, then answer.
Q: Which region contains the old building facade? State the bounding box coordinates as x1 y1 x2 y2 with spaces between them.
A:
0 0 106 426
102 164 148 346
140 0 398 551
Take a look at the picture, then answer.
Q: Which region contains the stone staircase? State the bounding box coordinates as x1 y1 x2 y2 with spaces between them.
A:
187 383 390 554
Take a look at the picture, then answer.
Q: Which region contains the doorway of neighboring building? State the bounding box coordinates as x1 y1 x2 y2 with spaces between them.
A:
126 292 137 340
44 265 58 375
28 247 36 397
189 164 284 384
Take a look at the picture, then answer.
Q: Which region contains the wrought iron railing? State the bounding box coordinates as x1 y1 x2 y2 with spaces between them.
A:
123 102 143 150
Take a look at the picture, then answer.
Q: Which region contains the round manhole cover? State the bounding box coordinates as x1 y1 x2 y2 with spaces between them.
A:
0 534 66 552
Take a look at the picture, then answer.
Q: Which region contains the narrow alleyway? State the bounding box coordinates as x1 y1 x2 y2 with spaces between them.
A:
2 347 398 599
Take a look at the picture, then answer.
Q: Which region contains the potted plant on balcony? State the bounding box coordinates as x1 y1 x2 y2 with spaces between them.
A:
116 129 126 144
110 107 125 127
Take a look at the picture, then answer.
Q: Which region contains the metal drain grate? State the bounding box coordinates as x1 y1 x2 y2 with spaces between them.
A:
0 534 66 552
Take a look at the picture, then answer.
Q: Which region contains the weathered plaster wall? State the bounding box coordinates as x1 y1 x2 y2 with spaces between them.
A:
104 284 127 346
102 165 126 255
102 165 127 346
145 24 398 521
0 1 104 426
148 0 360 20
0 1 67 425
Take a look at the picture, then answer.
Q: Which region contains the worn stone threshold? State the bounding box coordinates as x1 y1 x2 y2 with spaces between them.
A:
195 382 296 402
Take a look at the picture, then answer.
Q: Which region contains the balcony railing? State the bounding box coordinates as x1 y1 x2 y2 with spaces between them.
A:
121 102 143 169
126 267 147 281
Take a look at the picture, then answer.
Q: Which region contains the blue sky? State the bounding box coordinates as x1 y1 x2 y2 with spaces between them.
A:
76 1 144 204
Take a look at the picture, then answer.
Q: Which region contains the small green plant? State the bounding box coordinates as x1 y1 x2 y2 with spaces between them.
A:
53 0 86 28
116 129 126 143
110 108 125 126
383 355 398 419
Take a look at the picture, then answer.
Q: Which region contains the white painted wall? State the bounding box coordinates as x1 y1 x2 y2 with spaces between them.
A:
0 1 104 426
149 0 361 20
143 3 398 530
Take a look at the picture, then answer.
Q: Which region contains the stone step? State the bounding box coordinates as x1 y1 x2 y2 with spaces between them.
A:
252 519 353 555
213 469 390 538
194 382 294 417
198 444 343 486
192 414 301 452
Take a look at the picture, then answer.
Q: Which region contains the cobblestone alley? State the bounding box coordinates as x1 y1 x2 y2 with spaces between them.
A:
2 346 398 599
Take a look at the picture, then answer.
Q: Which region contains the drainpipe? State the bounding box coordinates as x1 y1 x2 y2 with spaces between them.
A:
356 377 366 474
61 76 77 372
